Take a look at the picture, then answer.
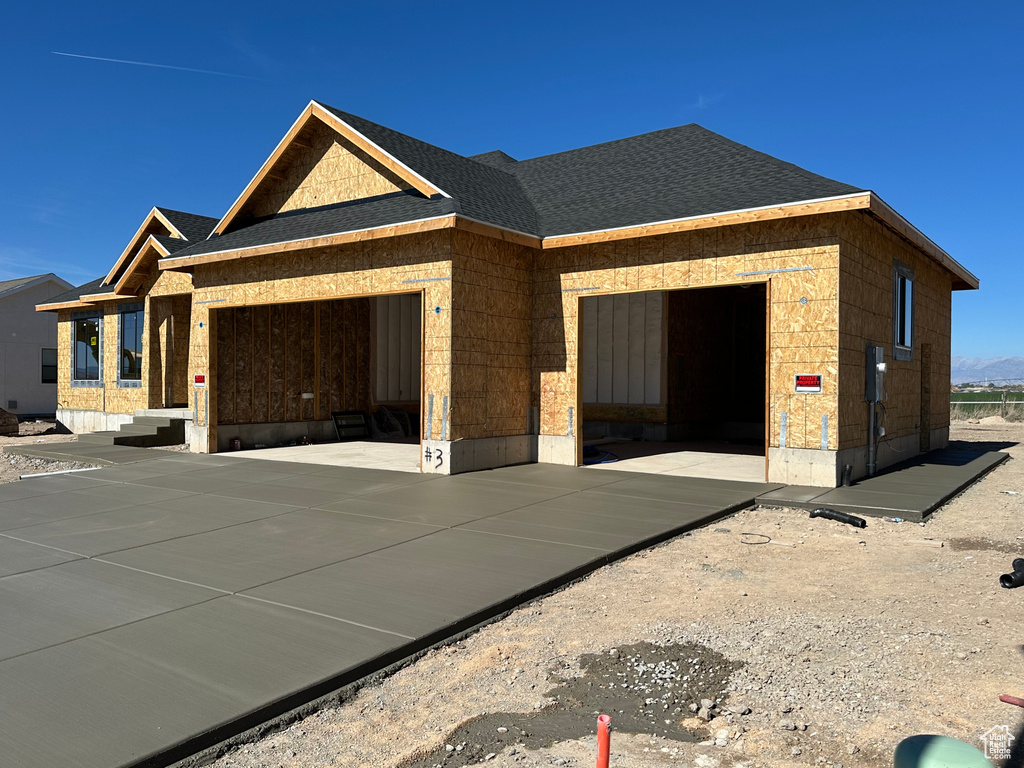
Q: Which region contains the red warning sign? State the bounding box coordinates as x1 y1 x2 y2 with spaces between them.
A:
193 374 206 388
794 374 822 393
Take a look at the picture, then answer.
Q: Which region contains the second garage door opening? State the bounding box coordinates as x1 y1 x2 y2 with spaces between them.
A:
579 284 767 481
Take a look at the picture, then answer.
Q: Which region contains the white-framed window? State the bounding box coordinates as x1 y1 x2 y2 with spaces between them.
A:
893 261 914 361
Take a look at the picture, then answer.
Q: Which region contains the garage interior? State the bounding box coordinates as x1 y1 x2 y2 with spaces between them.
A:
580 284 767 481
215 293 422 468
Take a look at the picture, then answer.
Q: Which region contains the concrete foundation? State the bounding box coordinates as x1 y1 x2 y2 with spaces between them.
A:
57 408 133 435
537 435 576 466
421 435 534 475
216 420 339 452
769 426 951 487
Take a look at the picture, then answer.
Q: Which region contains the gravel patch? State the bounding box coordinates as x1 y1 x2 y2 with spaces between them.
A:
0 453 99 483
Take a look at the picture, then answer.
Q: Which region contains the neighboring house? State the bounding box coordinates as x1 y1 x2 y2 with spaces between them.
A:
37 101 979 485
0 273 73 417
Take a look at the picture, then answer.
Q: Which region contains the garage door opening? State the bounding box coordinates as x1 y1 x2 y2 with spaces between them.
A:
214 293 423 471
579 284 767 481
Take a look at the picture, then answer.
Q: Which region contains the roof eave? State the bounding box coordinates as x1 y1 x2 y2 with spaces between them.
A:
865 193 979 290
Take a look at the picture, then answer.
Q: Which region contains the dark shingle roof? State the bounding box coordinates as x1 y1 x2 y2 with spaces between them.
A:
316 105 861 238
41 277 106 306
164 193 454 261
160 105 865 263
316 103 539 234
152 234 194 254
510 124 863 236
155 208 219 242
468 150 518 167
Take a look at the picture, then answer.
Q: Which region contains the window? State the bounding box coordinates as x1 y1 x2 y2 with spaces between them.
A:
120 308 144 381
41 348 57 384
893 262 914 361
73 315 101 381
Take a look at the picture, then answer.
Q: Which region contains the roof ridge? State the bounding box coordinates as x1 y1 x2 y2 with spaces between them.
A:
513 122 704 165
154 206 218 220
315 101 526 180
696 127 858 190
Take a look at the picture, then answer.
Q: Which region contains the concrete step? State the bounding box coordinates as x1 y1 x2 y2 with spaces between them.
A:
113 425 160 435
78 417 186 448
135 408 193 420
131 416 176 427
77 433 118 445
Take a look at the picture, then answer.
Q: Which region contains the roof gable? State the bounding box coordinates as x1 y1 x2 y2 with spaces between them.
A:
223 115 416 231
103 207 214 286
213 102 451 236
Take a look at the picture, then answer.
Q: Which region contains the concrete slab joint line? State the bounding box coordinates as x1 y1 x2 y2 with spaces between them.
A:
780 412 788 449
441 395 449 441
821 414 828 451
0 451 1004 767
426 394 434 440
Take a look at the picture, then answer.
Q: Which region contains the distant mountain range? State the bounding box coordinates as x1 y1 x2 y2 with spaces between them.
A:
951 356 1024 385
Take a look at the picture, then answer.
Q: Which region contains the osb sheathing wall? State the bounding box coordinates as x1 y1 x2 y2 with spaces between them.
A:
58 303 151 415
232 120 412 226
836 211 952 452
534 216 844 453
449 231 533 440
57 265 196 414
187 230 453 450
216 299 371 426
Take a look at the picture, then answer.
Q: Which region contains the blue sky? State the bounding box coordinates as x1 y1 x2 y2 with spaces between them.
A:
0 1 1020 357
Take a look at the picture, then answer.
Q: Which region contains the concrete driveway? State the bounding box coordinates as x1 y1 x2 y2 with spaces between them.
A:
0 452 779 768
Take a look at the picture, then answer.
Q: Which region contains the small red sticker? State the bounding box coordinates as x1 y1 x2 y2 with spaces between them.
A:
193 374 206 387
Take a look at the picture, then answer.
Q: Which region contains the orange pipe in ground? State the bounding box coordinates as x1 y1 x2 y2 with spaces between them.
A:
596 714 611 768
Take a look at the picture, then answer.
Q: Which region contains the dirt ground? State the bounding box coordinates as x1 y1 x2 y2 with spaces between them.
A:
0 420 92 483
187 419 1022 768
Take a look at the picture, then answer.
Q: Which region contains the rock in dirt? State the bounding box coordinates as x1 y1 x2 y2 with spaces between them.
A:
0 409 18 436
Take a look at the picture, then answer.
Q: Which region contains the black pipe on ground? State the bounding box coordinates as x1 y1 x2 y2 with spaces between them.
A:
1000 558 1024 589
1000 570 1024 589
809 507 867 529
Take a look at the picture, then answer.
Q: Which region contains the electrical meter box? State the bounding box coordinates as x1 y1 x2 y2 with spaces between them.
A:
865 344 886 403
